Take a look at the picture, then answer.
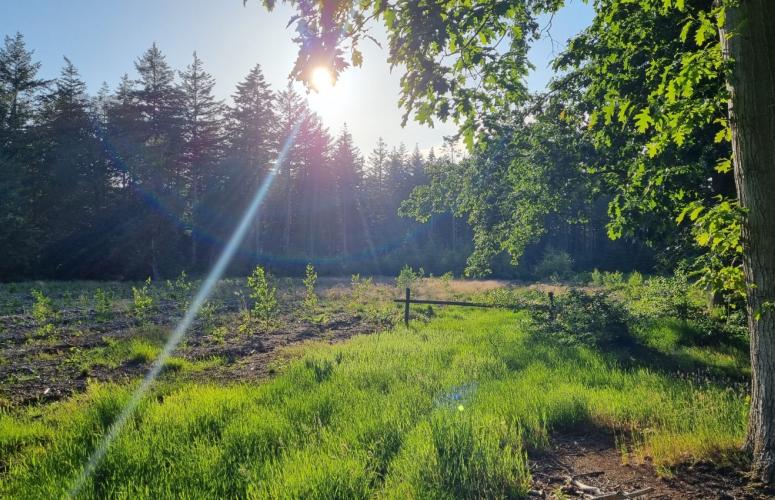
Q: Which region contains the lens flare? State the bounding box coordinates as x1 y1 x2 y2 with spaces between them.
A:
311 66 334 92
68 118 305 498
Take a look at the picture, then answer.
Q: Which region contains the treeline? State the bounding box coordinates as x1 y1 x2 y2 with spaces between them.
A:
0 33 480 280
0 32 652 282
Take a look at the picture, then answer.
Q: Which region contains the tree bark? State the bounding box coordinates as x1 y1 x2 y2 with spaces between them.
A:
721 0 775 483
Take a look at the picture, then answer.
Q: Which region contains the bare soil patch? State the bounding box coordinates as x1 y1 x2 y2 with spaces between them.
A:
529 429 771 499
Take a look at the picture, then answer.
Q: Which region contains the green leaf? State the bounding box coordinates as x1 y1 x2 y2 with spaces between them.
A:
715 158 732 173
680 21 693 43
634 108 653 133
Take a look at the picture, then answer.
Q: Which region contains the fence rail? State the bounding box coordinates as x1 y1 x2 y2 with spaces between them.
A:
394 287 555 326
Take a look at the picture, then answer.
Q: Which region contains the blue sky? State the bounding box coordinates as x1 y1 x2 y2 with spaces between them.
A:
1 0 593 154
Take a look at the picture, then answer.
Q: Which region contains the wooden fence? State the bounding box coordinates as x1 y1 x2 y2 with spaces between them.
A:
393 287 555 326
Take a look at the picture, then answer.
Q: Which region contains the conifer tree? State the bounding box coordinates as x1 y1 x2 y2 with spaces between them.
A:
223 64 276 262
0 32 47 278
131 43 183 279
178 52 224 267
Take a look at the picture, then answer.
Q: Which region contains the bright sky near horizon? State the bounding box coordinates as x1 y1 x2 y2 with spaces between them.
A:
1 0 593 154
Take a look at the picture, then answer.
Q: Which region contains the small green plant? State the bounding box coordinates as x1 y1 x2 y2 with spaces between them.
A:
626 271 644 289
31 290 56 325
166 271 192 309
211 325 228 344
94 288 113 322
396 265 425 290
303 263 319 317
131 277 155 324
247 266 278 327
590 268 604 286
602 270 625 288
199 301 218 333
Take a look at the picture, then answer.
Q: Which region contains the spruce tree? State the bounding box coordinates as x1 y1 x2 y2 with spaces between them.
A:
178 52 224 267
223 64 276 264
0 33 47 278
132 43 183 279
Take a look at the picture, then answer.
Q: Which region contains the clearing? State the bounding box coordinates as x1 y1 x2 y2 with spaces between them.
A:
0 274 768 498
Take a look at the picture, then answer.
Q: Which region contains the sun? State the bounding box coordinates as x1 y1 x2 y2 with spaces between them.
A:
311 66 334 92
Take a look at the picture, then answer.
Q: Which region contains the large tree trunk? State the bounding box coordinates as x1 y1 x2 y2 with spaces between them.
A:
721 0 775 483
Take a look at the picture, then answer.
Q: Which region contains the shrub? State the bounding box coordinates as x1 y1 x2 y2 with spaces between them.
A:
247 266 278 327
542 289 631 347
627 271 644 289
166 271 192 309
31 289 56 326
303 263 318 317
198 301 218 333
397 265 425 290
590 268 604 287
602 270 625 288
94 288 113 322
131 278 154 324
533 247 573 281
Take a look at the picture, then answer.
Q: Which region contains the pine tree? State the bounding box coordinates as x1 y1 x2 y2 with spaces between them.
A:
331 125 363 256
294 114 332 258
0 33 47 278
0 32 47 135
38 58 111 277
178 52 224 267
223 64 276 263
131 43 183 279
274 84 307 256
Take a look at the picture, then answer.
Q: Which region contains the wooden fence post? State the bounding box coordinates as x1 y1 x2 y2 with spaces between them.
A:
548 291 555 321
404 287 410 327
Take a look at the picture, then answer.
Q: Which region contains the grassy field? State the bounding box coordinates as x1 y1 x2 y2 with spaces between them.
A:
0 272 751 498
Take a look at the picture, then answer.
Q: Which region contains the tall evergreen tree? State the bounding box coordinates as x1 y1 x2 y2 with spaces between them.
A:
273 84 307 256
0 32 47 278
38 58 111 277
178 52 224 267
331 125 362 256
220 64 276 267
131 43 183 278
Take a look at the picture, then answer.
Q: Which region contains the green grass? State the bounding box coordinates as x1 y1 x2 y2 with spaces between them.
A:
0 309 747 498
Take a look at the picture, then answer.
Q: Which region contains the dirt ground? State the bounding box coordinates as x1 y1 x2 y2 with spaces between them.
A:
0 277 390 407
529 429 772 499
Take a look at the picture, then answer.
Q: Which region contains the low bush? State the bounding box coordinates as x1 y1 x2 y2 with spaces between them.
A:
131 278 154 324
247 266 278 327
396 265 425 291
541 289 631 348
533 247 574 281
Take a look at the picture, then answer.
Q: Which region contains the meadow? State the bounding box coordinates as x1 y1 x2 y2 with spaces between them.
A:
0 271 755 498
